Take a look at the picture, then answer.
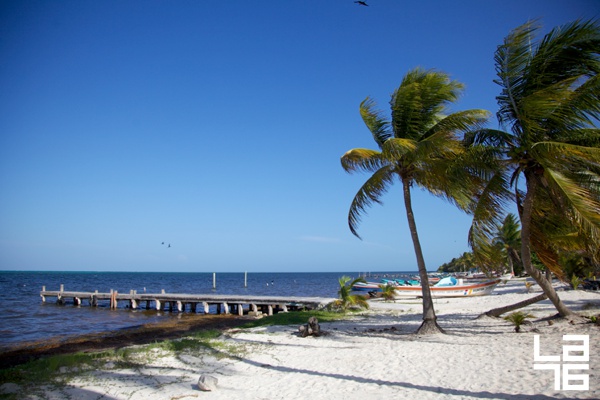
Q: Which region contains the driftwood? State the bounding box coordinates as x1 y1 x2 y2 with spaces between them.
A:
298 316 321 337
482 293 548 318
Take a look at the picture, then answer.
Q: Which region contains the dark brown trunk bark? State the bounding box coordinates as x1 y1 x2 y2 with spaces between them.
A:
402 177 444 334
521 172 575 318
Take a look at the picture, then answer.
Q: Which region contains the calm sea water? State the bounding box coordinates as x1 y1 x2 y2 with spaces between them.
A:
0 270 413 348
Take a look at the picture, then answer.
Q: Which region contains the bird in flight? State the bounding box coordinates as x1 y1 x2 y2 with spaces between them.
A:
355 1 368 6
168 244 171 248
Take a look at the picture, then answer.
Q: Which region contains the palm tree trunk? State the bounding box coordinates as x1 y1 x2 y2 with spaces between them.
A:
483 293 547 317
521 172 575 318
506 253 514 276
509 248 521 275
402 177 444 334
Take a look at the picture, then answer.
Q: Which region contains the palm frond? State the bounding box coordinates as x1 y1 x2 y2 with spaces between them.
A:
538 74 600 137
468 171 513 248
439 144 505 212
360 97 392 148
381 138 417 163
530 19 600 88
341 148 386 173
463 128 516 148
520 76 584 139
494 20 538 131
391 68 464 140
544 168 600 229
425 109 491 141
347 166 396 238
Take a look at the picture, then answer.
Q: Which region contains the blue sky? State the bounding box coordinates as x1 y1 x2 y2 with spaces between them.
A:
1 1 597 273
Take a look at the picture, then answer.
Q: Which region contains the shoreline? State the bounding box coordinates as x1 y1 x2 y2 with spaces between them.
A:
0 314 251 369
1 281 599 399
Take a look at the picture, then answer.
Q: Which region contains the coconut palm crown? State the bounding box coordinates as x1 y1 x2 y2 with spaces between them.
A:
467 19 600 317
341 67 490 334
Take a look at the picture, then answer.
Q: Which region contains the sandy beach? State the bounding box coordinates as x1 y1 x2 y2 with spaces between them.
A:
2 280 598 400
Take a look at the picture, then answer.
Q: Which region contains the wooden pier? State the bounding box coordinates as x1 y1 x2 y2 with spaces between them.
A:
40 285 336 316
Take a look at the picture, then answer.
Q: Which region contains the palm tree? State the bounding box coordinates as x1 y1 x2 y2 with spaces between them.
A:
468 20 600 318
503 311 535 333
331 276 369 311
379 283 397 301
492 213 522 276
341 67 490 334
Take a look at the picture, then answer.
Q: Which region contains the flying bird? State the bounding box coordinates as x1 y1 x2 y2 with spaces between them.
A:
168 244 171 248
355 1 368 6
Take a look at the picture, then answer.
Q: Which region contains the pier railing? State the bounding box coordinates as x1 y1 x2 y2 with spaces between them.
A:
40 285 336 316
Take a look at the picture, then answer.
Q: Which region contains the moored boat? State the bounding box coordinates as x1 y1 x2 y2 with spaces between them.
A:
352 277 501 298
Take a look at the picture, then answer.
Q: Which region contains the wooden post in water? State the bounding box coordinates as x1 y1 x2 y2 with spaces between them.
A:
213 273 216 289
244 271 247 288
110 290 118 310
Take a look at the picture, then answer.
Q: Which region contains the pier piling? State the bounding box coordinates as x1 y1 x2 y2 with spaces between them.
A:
39 286 334 316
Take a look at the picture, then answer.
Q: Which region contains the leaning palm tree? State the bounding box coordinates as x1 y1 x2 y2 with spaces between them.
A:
468 19 600 318
341 67 490 334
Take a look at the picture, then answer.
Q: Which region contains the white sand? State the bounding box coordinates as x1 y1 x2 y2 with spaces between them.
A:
9 280 600 399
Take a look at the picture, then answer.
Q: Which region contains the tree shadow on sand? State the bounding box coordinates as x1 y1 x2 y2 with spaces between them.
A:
205 342 564 400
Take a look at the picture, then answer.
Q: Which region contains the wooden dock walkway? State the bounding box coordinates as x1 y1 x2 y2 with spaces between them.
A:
40 285 336 316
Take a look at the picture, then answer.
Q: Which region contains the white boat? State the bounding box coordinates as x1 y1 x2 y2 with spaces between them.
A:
353 276 501 298
393 277 501 298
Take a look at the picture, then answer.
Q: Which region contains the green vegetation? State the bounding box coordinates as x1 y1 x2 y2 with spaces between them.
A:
438 214 526 276
561 252 599 284
0 309 357 397
329 276 369 311
467 19 600 317
491 214 523 276
379 284 397 301
503 311 535 333
341 67 489 334
438 251 476 273
0 329 237 396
